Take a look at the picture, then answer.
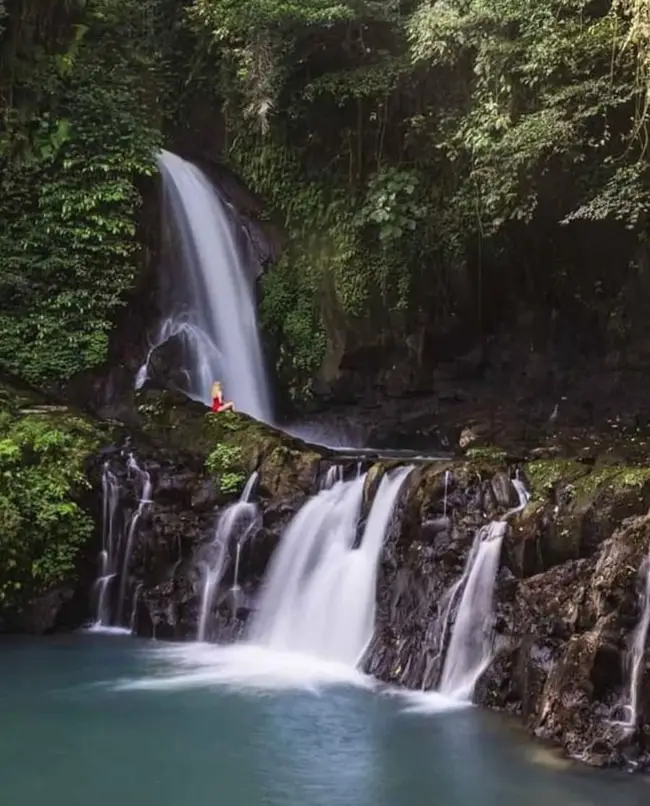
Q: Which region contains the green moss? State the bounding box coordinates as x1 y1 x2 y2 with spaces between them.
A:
524 459 588 498
0 388 103 615
135 390 324 498
465 445 508 462
571 465 650 502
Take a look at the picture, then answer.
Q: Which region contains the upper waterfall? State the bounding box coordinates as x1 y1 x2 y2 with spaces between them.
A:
135 150 272 421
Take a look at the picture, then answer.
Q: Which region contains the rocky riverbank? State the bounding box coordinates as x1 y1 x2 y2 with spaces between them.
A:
1 377 649 771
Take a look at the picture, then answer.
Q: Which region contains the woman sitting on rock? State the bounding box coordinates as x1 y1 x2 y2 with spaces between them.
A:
210 381 235 413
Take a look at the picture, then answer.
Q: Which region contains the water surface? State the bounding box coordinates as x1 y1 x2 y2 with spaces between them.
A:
0 634 647 806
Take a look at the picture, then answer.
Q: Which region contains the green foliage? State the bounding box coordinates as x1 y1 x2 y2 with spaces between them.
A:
407 0 648 233
0 0 162 385
3 0 650 406
189 0 355 35
358 167 426 243
0 399 100 613
205 441 246 495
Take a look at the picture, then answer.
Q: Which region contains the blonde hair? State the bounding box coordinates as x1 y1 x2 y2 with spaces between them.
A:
211 381 222 398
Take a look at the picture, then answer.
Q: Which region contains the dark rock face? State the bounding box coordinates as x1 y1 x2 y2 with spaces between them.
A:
81 390 326 641
37 387 650 773
366 461 650 770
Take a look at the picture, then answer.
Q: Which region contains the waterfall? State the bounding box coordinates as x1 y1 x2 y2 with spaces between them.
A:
91 456 152 631
443 469 451 518
135 150 271 421
437 477 530 701
321 465 343 490
438 520 508 700
116 456 153 625
197 472 259 642
248 466 412 667
93 463 121 626
622 552 650 730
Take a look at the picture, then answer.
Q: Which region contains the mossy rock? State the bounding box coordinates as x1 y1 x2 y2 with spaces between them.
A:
134 389 325 498
523 459 589 499
0 379 106 627
464 445 509 463
507 458 650 577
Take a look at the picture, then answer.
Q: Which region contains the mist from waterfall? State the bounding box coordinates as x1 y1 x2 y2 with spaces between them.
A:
135 150 271 421
247 466 412 667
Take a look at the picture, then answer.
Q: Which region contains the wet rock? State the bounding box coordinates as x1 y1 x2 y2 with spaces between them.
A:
191 479 220 512
12 380 650 772
492 471 515 508
13 585 76 635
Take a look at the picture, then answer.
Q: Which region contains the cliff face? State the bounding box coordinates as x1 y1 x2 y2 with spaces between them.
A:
91 392 650 769
4 383 650 771
367 459 650 769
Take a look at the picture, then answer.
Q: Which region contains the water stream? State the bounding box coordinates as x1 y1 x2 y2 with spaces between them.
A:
116 456 153 625
91 456 152 631
621 550 650 731
436 477 530 702
93 463 121 626
249 467 412 667
136 150 271 420
197 472 259 641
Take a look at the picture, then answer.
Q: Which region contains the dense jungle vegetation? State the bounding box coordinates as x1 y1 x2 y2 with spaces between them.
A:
1 0 650 397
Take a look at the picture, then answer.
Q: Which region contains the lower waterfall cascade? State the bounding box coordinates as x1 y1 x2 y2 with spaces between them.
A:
91 455 152 632
86 444 650 772
197 471 260 642
621 547 650 731
247 466 413 667
436 476 531 702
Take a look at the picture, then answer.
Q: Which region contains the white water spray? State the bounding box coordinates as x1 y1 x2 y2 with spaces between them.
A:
437 477 530 701
443 469 452 518
136 150 271 420
197 472 259 642
248 466 412 667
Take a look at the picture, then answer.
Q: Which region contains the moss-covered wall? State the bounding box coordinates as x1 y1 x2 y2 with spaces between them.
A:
0 377 104 621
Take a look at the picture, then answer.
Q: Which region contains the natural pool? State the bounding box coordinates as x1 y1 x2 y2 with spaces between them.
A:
0 633 648 806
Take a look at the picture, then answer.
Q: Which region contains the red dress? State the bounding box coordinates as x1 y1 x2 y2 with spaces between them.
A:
211 395 224 413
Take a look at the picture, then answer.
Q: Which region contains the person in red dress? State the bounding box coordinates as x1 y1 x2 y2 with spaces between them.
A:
211 381 234 412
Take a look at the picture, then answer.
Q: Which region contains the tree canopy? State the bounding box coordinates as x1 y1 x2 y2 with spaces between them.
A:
1 0 649 396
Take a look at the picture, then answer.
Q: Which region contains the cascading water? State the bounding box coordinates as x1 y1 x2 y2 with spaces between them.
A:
116 455 152 625
135 150 271 421
93 463 121 626
91 455 152 631
320 465 343 490
443 469 452 518
248 466 412 667
437 476 530 701
197 472 259 642
437 520 508 700
620 551 650 731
